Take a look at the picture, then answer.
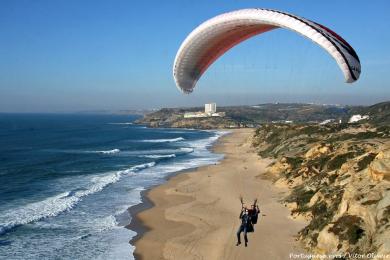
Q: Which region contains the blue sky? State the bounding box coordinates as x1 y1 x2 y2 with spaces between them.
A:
0 0 389 112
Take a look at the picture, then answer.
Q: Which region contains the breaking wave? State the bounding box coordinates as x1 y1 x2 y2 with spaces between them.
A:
0 162 156 235
108 122 133 125
140 154 176 159
96 149 121 154
141 137 184 143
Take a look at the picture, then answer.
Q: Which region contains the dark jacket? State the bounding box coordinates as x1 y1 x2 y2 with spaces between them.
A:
239 211 254 232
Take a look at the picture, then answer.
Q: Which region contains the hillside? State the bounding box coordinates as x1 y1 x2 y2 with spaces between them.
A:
347 101 390 126
135 102 390 129
252 123 390 257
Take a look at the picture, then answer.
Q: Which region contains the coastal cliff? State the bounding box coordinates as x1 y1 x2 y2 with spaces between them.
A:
252 123 390 258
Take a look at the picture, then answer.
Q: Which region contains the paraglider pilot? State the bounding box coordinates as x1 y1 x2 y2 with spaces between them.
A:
236 205 253 247
236 199 260 247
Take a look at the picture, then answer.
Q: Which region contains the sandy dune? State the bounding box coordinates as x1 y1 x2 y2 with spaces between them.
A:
133 129 306 260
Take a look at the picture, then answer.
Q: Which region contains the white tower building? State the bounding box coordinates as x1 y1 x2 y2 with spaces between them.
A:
205 103 216 115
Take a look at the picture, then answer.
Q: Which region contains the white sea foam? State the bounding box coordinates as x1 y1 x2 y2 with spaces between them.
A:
73 172 123 198
95 215 118 232
0 162 156 235
108 122 133 125
47 149 122 155
119 147 193 157
96 149 121 154
0 191 79 235
179 147 194 153
141 137 184 143
129 162 156 172
140 154 176 159
134 131 227 179
136 152 224 179
184 130 230 152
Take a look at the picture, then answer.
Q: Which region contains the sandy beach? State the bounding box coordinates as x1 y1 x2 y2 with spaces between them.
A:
132 129 307 260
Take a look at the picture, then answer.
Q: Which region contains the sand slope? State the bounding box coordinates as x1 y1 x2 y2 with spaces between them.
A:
133 129 306 260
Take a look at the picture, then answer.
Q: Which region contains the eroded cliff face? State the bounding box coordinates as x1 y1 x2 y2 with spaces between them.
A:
252 124 390 259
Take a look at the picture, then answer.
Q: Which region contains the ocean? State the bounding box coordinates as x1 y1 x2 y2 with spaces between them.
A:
0 114 226 259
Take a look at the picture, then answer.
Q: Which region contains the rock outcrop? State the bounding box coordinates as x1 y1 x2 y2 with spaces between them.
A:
368 150 390 181
252 123 390 259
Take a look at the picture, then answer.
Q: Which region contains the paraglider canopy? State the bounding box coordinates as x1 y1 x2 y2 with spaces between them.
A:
173 8 361 93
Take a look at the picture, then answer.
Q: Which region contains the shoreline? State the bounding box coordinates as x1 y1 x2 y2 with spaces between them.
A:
129 128 306 259
127 167 202 246
127 130 230 251
127 188 152 245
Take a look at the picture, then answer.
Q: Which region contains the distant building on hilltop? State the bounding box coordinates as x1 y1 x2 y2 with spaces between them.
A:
205 103 216 115
184 103 225 118
349 114 369 123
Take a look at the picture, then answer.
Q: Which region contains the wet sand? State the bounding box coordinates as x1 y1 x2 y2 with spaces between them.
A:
131 129 306 259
